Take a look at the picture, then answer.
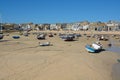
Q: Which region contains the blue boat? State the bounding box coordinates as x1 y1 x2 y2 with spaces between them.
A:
12 36 20 39
85 45 96 53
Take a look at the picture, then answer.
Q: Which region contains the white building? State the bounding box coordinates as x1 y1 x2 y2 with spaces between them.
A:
106 23 119 31
71 23 81 31
50 24 58 30
22 24 32 31
83 25 89 30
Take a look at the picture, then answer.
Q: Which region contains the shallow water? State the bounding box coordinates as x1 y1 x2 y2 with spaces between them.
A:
106 46 120 54
106 39 120 54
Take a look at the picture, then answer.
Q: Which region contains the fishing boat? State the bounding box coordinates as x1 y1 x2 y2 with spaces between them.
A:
12 35 20 39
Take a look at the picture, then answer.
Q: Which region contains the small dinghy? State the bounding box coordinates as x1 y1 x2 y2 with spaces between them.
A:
12 35 20 39
39 42 51 46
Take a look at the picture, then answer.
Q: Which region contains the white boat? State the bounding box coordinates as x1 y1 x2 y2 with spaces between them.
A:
39 42 50 46
92 42 102 50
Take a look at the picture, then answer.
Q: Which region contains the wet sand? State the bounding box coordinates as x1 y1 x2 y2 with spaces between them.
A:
0 31 120 80
112 63 120 80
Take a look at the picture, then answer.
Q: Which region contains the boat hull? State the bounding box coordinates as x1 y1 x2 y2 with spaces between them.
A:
85 45 97 53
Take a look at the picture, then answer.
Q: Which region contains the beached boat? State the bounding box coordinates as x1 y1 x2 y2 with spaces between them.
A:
60 34 75 41
92 42 102 50
48 33 53 37
61 35 74 41
12 35 20 39
98 35 109 41
39 42 50 46
37 34 45 40
85 45 96 53
85 42 103 53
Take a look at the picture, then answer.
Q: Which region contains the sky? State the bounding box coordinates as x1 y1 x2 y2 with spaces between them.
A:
0 0 120 24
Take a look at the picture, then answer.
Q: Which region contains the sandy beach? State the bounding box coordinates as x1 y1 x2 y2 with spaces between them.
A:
0 31 120 80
